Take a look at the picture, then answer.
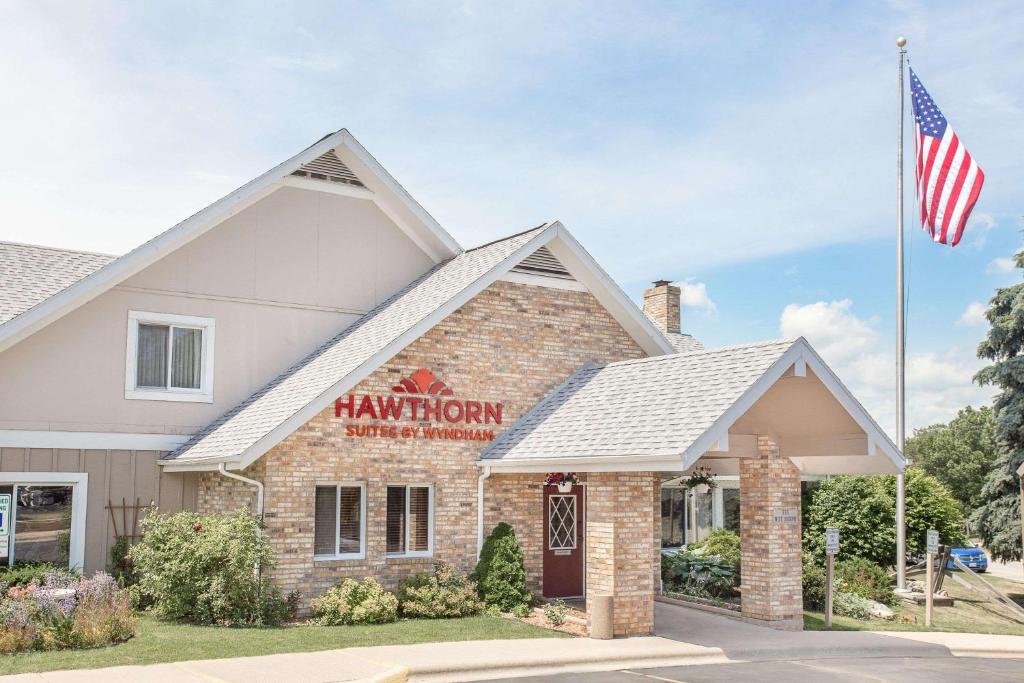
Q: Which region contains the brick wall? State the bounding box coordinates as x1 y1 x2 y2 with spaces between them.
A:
585 472 658 636
197 280 645 605
739 436 803 630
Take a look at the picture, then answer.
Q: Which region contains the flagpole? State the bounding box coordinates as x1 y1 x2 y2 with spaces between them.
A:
895 35 908 591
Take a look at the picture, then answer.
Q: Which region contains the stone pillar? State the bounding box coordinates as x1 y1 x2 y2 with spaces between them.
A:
739 437 803 630
586 472 658 636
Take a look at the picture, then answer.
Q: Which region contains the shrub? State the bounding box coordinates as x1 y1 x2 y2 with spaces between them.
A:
474 524 531 611
803 469 966 567
802 553 827 610
511 603 531 618
0 571 135 653
542 600 568 626
0 563 62 588
129 508 289 626
833 591 875 620
398 563 483 618
835 557 895 606
688 529 741 572
311 578 398 625
661 549 735 599
108 537 139 587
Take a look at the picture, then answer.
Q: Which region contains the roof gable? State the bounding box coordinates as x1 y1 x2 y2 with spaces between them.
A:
164 223 674 470
0 129 460 354
481 337 903 472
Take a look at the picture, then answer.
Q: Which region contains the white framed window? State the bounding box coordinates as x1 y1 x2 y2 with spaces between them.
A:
0 472 88 572
125 311 215 402
314 482 366 560
386 484 433 557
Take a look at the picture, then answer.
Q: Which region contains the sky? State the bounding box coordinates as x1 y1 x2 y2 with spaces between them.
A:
1 1 1021 438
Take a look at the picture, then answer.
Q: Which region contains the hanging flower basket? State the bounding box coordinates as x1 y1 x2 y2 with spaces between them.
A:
545 472 579 493
685 465 717 493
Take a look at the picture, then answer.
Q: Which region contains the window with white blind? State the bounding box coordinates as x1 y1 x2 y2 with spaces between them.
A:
314 483 366 560
125 311 215 402
386 484 433 557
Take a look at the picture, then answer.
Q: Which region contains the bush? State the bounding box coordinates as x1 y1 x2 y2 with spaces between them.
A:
108 537 138 587
833 591 875 620
0 563 73 589
688 529 741 572
0 571 135 653
129 508 290 626
802 553 827 610
803 469 966 567
398 563 483 618
511 603 531 618
311 577 398 625
835 557 895 607
542 600 568 626
473 524 531 611
661 549 735 599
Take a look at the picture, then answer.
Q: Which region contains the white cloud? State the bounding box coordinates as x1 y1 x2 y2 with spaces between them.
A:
967 213 997 248
956 302 988 327
988 257 1016 274
780 300 994 435
673 279 717 313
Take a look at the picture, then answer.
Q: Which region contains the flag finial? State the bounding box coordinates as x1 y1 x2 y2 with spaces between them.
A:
896 36 907 48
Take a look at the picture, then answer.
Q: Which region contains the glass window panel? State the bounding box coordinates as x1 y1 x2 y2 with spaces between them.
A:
136 324 169 388
338 486 362 555
386 487 406 553
695 490 714 543
14 486 73 566
722 488 741 533
660 488 685 548
170 327 203 389
313 486 337 556
409 487 430 552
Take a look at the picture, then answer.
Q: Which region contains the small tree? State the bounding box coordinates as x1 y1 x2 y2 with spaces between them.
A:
473 523 531 611
803 469 966 566
906 406 998 514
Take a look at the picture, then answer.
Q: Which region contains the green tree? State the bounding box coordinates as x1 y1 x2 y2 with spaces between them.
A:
803 469 965 566
974 254 1024 562
905 406 998 513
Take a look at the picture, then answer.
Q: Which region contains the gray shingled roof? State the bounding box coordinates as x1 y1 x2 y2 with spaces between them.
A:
666 332 704 354
0 242 115 325
167 226 550 463
482 339 795 463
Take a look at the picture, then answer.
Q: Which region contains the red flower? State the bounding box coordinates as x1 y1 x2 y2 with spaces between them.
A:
193 523 204 532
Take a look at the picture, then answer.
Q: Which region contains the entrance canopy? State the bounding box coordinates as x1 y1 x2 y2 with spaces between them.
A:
479 337 903 476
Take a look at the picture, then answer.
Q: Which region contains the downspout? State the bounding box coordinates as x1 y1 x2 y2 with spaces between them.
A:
477 466 492 558
217 463 265 578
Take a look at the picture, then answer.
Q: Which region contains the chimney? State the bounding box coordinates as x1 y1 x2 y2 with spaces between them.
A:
643 280 681 334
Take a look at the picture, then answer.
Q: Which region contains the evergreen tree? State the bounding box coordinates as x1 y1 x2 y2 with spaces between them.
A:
973 251 1024 561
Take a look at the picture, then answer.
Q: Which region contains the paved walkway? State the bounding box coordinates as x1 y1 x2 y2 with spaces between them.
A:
986 557 1024 583
5 605 1024 682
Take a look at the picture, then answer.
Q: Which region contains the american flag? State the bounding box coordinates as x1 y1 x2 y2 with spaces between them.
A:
910 67 984 247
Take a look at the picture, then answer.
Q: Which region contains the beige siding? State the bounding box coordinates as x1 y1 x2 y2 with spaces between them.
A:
0 448 197 574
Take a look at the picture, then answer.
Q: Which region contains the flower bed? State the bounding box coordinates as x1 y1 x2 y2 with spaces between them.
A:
0 570 135 654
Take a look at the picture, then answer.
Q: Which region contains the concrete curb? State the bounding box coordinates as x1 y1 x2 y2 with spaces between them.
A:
363 665 410 683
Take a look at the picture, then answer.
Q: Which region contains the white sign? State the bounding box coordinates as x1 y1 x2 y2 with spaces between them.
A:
826 527 840 555
0 494 10 537
927 529 939 555
0 535 7 559
772 508 799 524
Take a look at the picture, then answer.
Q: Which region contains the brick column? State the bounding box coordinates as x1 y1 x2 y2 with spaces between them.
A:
586 472 658 636
739 437 803 630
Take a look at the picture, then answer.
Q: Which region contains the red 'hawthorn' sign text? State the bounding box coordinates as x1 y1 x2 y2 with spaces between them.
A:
335 368 503 441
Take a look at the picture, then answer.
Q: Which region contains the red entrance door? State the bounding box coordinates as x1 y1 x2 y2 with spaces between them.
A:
543 485 584 598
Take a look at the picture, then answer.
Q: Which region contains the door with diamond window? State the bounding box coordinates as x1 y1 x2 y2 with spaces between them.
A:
543 485 584 598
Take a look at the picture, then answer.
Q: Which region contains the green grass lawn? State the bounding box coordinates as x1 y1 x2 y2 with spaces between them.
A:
805 569 1024 635
0 614 567 676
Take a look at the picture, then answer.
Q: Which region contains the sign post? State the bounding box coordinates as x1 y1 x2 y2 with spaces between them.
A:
825 527 839 628
926 529 939 627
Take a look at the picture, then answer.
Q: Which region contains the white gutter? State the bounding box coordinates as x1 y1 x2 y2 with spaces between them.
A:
217 464 265 520
477 466 492 558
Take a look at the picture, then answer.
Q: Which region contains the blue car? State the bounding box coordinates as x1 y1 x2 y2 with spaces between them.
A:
948 546 988 572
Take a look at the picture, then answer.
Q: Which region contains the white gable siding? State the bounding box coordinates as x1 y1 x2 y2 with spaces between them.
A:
0 186 435 435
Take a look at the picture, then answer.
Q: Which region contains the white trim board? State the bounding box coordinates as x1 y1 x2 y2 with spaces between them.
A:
0 430 191 451
0 129 461 355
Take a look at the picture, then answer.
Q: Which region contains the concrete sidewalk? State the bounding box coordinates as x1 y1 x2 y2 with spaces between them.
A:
0 637 728 683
